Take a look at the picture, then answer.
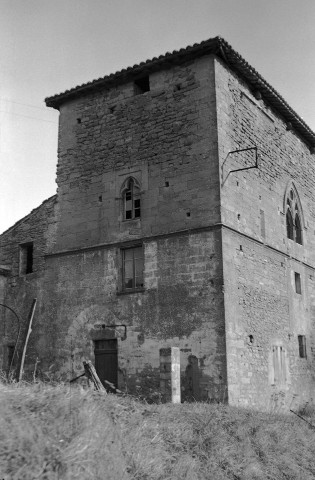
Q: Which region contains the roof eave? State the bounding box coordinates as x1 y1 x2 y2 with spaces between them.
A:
45 36 315 148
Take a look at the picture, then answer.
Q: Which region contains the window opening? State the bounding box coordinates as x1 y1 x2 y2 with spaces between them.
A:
134 75 150 95
123 178 141 220
285 187 303 244
295 272 302 294
295 214 302 244
20 242 33 275
122 246 144 291
286 209 294 240
298 335 307 358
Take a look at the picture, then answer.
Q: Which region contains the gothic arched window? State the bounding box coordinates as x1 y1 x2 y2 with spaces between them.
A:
122 178 141 220
285 186 303 245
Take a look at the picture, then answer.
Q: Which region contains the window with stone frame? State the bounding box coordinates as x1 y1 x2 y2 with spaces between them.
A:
121 245 144 291
285 187 303 245
122 178 141 220
298 335 307 358
19 242 34 275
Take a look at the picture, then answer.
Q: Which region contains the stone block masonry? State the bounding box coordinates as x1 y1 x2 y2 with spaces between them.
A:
1 37 315 409
41 229 226 401
216 57 315 409
54 55 220 252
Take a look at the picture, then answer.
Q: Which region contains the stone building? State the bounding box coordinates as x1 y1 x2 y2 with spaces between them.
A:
1 37 315 409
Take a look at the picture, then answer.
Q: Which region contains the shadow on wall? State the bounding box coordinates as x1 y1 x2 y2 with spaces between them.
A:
181 354 227 403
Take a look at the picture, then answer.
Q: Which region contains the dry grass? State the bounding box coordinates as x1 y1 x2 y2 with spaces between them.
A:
0 382 127 480
1 380 315 479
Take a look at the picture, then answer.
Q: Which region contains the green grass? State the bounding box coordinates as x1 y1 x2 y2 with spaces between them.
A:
1 381 315 479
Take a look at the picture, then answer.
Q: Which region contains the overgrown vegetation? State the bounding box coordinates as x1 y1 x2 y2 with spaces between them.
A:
1 379 315 479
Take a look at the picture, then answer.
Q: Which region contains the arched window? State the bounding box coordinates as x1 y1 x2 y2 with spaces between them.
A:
285 185 303 245
122 178 141 220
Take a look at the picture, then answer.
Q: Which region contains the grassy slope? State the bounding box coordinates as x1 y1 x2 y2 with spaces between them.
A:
0 383 315 480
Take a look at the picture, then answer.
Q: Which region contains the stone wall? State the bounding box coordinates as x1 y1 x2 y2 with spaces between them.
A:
40 230 226 401
215 57 315 409
54 55 220 251
1 49 314 409
0 196 58 373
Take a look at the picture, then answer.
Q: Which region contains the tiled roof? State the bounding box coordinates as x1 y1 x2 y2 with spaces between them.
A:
45 36 315 148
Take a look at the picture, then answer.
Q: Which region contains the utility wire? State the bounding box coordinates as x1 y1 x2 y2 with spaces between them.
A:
0 98 51 112
0 110 58 124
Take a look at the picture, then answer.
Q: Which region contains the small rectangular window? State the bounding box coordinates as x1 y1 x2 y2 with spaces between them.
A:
122 246 144 291
260 209 265 239
20 242 33 275
295 272 301 294
123 178 141 220
134 75 150 95
298 335 307 358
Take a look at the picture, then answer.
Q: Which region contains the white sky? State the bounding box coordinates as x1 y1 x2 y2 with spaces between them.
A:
1 0 314 234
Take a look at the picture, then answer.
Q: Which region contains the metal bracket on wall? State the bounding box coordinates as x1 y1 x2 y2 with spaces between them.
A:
93 323 127 341
221 146 259 186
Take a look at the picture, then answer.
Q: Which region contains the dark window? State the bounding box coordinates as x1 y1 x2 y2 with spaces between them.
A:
295 272 302 294
122 246 144 291
298 335 307 358
295 214 302 244
285 188 303 244
20 242 33 275
134 75 150 95
123 178 141 220
286 209 294 240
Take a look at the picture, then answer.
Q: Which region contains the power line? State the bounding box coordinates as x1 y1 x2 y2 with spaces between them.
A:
0 110 58 124
0 98 52 112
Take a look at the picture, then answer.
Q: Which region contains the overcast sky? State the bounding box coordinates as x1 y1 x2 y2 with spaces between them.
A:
1 0 314 234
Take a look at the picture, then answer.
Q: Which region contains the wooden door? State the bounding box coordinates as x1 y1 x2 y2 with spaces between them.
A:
94 339 118 390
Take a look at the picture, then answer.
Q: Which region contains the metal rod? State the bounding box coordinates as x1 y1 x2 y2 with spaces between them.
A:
229 146 258 174
290 409 315 429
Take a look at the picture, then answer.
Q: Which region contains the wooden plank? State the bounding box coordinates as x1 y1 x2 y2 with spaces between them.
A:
16 299 37 382
83 360 107 392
